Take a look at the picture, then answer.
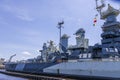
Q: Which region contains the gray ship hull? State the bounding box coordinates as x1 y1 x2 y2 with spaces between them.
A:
44 61 120 78
5 62 58 73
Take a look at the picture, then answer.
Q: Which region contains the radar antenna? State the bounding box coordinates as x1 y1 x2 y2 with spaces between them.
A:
95 0 106 17
57 21 64 52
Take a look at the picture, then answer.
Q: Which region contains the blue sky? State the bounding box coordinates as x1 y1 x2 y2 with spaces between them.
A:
0 0 120 61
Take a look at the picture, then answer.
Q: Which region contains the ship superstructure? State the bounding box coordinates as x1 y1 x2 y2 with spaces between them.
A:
68 28 89 59
43 1 120 79
5 0 120 79
92 2 120 59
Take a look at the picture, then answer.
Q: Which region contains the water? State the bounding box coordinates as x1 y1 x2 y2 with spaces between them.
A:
0 73 27 80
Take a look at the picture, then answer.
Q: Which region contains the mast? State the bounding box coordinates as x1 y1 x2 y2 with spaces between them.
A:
57 21 64 52
95 0 105 18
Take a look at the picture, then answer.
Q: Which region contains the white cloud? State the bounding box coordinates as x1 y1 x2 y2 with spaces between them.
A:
22 51 32 56
17 14 33 21
1 4 34 21
15 8 34 21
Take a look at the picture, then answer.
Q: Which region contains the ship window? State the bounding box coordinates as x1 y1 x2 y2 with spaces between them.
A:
109 48 115 52
88 53 91 58
115 48 118 52
119 29 120 32
102 48 108 53
106 48 108 52
79 54 83 58
83 54 87 58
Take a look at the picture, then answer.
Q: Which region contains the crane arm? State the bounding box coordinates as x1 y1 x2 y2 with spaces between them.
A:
8 54 16 62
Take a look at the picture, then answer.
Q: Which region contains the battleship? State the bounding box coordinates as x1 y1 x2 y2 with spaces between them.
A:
5 0 120 79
